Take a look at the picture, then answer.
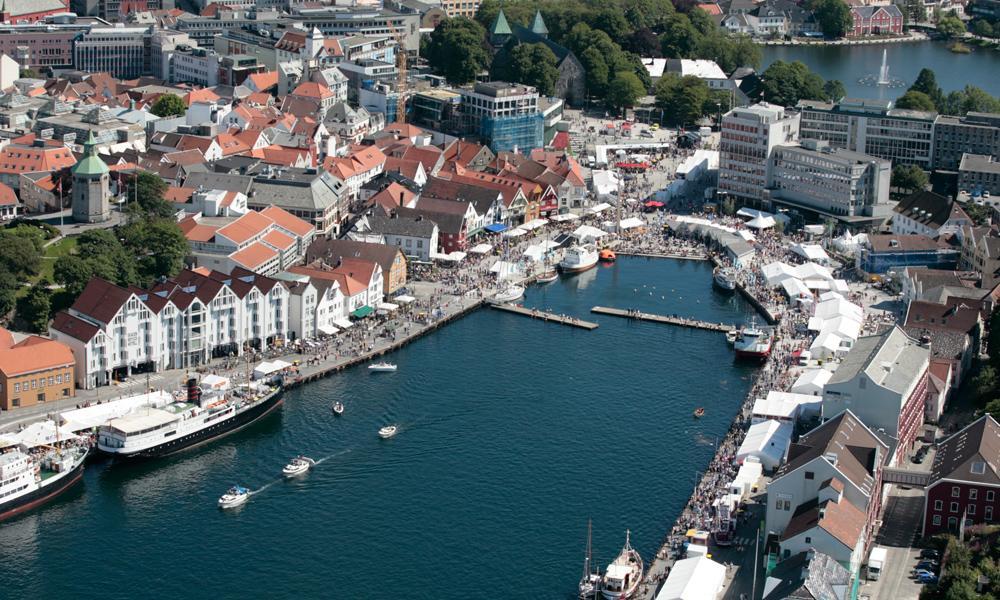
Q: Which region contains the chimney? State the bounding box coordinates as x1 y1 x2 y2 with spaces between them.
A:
399 191 404 207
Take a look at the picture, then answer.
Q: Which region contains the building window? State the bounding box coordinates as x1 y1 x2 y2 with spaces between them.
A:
805 471 814 480
988 491 996 502
987 506 994 521
37 393 43 403
948 516 958 529
951 501 960 513
934 500 943 510
971 489 978 500
13 383 19 392
972 462 987 475
805 536 811 543
953 486 961 497
969 504 977 515
933 515 941 526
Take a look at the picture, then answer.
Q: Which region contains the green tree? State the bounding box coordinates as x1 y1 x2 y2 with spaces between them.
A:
660 14 702 58
580 47 611 97
19 283 51 333
762 60 829 107
973 365 998 400
895 90 937 111
76 229 138 287
493 43 560 96
588 7 631 40
606 71 646 112
150 93 186 118
986 398 1000 420
126 170 173 218
909 68 945 110
119 218 189 283
0 232 41 278
891 164 929 192
808 0 853 38
53 255 94 298
937 14 967 38
943 85 1000 116
972 19 994 38
426 18 491 85
625 28 662 57
655 73 710 125
823 79 847 102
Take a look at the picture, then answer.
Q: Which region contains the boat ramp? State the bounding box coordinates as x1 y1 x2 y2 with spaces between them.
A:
591 306 735 333
489 303 599 330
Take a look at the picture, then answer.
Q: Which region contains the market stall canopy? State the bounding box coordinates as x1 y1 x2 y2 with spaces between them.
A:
644 200 664 208
351 305 374 318
483 223 508 234
378 302 399 312
60 391 174 432
394 295 416 304
737 230 756 242
469 243 493 255
586 202 611 214
502 228 527 238
522 245 544 262
619 217 645 230
15 421 81 448
792 243 831 263
572 225 607 243
333 317 353 329
780 277 811 299
655 556 726 600
791 368 833 395
735 419 792 471
317 323 339 336
761 262 798 287
549 212 580 222
521 218 549 230
746 215 776 229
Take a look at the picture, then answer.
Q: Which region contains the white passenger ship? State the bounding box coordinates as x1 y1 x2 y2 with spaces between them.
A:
97 376 283 459
0 445 88 522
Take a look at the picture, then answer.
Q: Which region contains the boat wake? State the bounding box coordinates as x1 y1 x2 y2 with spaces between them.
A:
250 479 281 496
314 449 352 465
693 433 715 447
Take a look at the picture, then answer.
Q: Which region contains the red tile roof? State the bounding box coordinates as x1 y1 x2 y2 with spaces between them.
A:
230 242 278 270
217 210 272 245
260 205 313 238
0 144 77 175
0 337 74 377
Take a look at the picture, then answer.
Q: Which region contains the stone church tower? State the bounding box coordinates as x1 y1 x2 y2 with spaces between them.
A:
71 131 110 223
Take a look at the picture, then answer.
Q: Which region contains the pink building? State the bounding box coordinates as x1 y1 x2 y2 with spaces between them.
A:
849 5 904 37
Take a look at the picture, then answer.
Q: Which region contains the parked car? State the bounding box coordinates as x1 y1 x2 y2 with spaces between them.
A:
920 549 941 560
917 572 939 584
913 568 935 578
916 560 939 571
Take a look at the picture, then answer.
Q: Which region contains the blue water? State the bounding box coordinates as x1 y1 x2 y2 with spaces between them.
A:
0 258 757 599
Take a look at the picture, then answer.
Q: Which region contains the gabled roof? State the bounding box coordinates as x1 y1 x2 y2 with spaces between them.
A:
0 144 76 175
781 495 866 549
70 278 132 325
292 81 334 100
893 191 968 230
260 205 314 238
369 182 416 211
931 415 1000 486
904 298 983 335
0 336 75 377
50 312 100 343
826 326 929 395
217 209 273 245
229 242 278 270
306 239 404 274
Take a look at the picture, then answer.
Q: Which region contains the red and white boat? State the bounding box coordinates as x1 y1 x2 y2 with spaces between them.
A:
559 244 599 274
734 317 772 360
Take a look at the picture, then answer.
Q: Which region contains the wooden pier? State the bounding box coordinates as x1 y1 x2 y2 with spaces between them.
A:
591 306 735 332
489 302 599 330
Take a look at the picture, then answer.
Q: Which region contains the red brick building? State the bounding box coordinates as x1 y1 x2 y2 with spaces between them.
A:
849 5 904 37
922 415 1000 535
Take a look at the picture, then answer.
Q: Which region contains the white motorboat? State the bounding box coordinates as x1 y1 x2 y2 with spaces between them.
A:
713 267 737 292
536 270 559 284
726 329 739 344
282 456 315 478
601 530 643 600
378 425 398 439
332 401 344 415
218 485 250 509
368 362 397 373
560 244 599 273
493 285 525 304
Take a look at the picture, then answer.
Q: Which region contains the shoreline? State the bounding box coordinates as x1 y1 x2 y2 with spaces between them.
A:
758 31 927 47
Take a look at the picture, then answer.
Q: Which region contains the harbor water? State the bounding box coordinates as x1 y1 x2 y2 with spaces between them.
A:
0 258 758 599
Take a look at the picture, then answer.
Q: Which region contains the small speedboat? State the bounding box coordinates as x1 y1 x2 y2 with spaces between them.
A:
726 330 739 344
368 362 397 373
282 456 315 478
693 408 705 418
536 270 558 284
332 401 344 415
599 248 616 262
493 285 525 303
218 485 250 509
378 425 398 439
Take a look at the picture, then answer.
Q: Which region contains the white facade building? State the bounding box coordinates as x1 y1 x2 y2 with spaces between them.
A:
719 103 800 204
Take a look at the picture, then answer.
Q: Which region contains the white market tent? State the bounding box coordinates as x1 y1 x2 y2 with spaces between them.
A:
469 243 493 255
803 278 832 291
811 315 862 342
572 225 608 244
751 391 823 423
378 302 399 312
394 295 416 304
522 245 545 262
803 224 826 236
521 218 549 230
818 291 844 303
736 419 793 470
549 212 580 222
791 368 833 396
60 391 175 432
15 421 80 448
810 330 846 359
503 228 528 238
746 215 776 229
762 262 798 287
730 457 763 498
333 317 353 329
655 556 727 600
815 297 864 322
792 243 831 264
832 279 850 294
540 240 560 250
318 323 339 336
781 277 811 299
586 202 611 215
793 262 834 282
737 230 756 242
619 217 645 230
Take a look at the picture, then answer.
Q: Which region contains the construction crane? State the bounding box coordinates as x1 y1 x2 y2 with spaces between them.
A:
391 25 407 124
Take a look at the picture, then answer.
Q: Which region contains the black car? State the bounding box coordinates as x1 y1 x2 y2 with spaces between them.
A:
920 549 941 560
916 560 940 572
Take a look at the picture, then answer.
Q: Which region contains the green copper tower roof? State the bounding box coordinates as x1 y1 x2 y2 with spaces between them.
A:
530 11 548 35
72 131 109 177
490 9 512 36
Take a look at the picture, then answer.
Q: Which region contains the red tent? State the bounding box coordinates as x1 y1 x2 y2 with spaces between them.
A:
644 200 664 208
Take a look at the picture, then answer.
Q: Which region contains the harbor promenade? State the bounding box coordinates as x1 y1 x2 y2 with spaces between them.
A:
591 306 734 333
489 303 599 329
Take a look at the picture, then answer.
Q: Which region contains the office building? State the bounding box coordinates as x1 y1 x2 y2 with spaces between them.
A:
73 25 152 79
458 81 543 154
767 140 891 226
797 98 936 169
719 102 800 204
958 153 1000 196
933 112 1000 171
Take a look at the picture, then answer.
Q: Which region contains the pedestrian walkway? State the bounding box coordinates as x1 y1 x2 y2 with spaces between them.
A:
592 306 734 333
490 303 599 330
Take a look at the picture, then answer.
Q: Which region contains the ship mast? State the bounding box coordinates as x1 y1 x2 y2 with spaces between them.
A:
583 518 593 581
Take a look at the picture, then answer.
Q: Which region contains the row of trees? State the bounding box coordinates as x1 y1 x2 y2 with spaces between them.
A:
894 68 1000 116
654 74 730 125
760 60 846 107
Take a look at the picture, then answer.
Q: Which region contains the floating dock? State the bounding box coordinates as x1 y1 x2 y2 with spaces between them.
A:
591 306 735 332
489 303 599 330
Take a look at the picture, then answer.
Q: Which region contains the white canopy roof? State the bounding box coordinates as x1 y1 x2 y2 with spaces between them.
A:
200 374 230 390
333 317 353 329
15 420 81 448
377 302 398 311
503 228 527 238
469 243 493 255
655 556 727 600
317 323 339 336
540 240 560 250
832 279 850 294
736 419 793 470
586 202 611 214
762 262 798 287
791 368 833 395
752 391 823 422
780 277 811 299
818 291 844 303
793 262 834 282
619 217 645 230
737 230 756 242
803 224 826 235
572 225 607 243
746 215 776 229
803 278 832 291
792 243 831 263
522 245 544 262
521 218 549 230
810 330 846 359
394 295 416 304
60 391 174 432
549 212 580 222
815 297 863 322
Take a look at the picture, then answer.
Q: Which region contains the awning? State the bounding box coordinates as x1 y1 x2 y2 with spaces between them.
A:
318 323 339 336
351 305 374 319
333 317 353 329
550 213 580 222
503 228 527 238
484 223 508 233
469 243 493 255
521 218 549 230
586 202 611 215
378 302 399 312
394 295 416 304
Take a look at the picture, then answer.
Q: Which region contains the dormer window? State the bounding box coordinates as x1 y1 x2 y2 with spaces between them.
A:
972 462 987 475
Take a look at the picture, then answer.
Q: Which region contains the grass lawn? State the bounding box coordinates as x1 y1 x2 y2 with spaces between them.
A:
17 236 78 299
